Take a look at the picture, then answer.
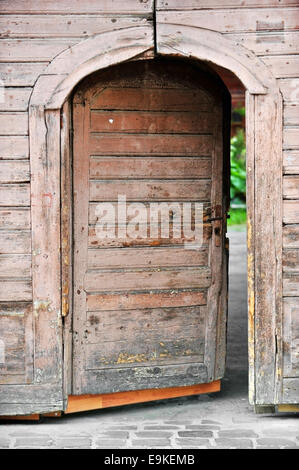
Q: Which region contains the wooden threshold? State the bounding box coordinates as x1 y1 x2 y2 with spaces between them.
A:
0 381 220 420
277 404 299 413
65 380 221 414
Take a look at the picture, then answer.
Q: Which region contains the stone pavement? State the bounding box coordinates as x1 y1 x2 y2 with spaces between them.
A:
0 229 298 449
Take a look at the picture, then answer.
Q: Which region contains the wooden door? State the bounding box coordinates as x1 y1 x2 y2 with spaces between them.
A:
72 59 229 395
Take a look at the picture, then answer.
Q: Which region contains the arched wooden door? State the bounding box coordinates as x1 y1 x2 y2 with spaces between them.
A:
72 59 230 397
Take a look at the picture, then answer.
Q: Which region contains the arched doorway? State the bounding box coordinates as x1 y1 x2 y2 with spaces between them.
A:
71 58 231 396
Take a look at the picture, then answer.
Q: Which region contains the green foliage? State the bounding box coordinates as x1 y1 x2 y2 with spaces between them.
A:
230 128 246 205
227 208 247 227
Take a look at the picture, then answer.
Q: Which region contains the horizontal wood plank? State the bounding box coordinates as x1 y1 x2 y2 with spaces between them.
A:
283 128 299 150
91 87 211 111
283 249 299 272
283 225 299 248
0 1 154 13
284 105 299 126
0 209 30 230
283 176 299 199
0 63 46 86
278 78 299 103
0 184 30 206
0 280 32 301
0 230 31 254
0 136 28 159
0 161 30 183
0 113 28 135
261 56 299 78
227 31 299 56
89 156 212 180
89 134 213 157
84 267 211 292
0 254 31 277
0 15 151 38
157 1 299 10
0 88 31 112
86 289 207 312
88 223 212 247
90 110 214 134
283 151 299 174
89 179 211 201
0 39 78 62
283 201 299 224
283 273 299 296
87 246 208 269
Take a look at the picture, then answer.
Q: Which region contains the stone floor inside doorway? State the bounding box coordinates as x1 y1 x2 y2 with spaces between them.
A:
0 229 298 449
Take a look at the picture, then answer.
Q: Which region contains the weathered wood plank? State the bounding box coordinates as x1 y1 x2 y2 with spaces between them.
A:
157 0 299 9
228 32 299 56
0 254 31 277
0 383 63 404
0 136 28 159
29 107 62 384
89 179 211 202
157 8 299 33
283 201 299 224
0 209 30 230
0 39 78 62
261 56 299 78
0 161 29 183
0 63 46 86
0 280 32 301
89 156 212 180
89 134 213 156
88 246 208 269
282 378 299 403
284 105 299 126
283 273 299 296
0 231 31 253
0 88 31 112
283 249 299 272
283 176 299 199
279 79 299 103
283 128 299 150
0 184 30 206
88 223 212 248
0 0 154 14
0 15 151 38
90 110 214 134
0 113 28 135
283 225 299 248
282 298 299 378
91 87 211 111
283 151 299 175
84 267 211 292
81 363 208 395
86 289 207 312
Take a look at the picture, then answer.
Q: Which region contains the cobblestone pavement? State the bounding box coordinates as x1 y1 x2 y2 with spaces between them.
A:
0 229 298 449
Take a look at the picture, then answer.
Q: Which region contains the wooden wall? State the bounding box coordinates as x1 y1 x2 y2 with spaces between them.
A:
0 0 298 405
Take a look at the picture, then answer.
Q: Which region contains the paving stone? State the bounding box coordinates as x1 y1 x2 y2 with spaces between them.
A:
14 436 54 448
214 438 253 449
95 439 128 448
104 425 137 430
175 438 210 447
97 431 129 439
186 424 221 431
134 431 173 438
218 429 258 438
131 439 170 447
256 438 297 449
0 438 10 448
178 430 213 438
201 420 222 425
143 425 181 430
54 437 92 448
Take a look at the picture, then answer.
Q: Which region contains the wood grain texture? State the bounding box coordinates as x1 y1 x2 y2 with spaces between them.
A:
283 201 299 224
0 88 31 112
0 113 28 135
283 150 299 175
282 378 299 403
0 63 47 86
156 0 299 9
0 161 30 183
0 136 29 159
0 1 154 14
283 225 299 248
282 298 299 378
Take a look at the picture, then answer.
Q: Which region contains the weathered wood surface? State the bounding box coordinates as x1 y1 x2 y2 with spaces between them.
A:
262 56 299 78
283 176 299 199
0 88 31 112
0 1 154 14
283 201 299 224
0 136 29 159
0 209 30 230
282 378 299 403
0 63 47 86
0 231 31 254
283 225 299 248
72 59 228 395
283 298 299 378
157 0 299 9
283 151 299 175
0 113 28 135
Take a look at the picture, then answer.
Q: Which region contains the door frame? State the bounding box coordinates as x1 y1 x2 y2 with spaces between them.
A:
29 24 283 411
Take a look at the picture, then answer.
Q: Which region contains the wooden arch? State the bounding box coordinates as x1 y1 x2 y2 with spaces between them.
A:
29 24 282 412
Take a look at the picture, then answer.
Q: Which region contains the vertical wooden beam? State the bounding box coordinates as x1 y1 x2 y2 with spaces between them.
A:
254 92 283 405
30 105 63 387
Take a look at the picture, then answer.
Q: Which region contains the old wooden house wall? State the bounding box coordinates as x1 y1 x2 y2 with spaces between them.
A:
0 0 298 410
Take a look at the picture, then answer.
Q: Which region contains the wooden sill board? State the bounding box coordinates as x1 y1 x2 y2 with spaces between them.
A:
0 380 221 419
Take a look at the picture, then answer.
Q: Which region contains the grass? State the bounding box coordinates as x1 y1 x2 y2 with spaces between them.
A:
228 208 247 228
